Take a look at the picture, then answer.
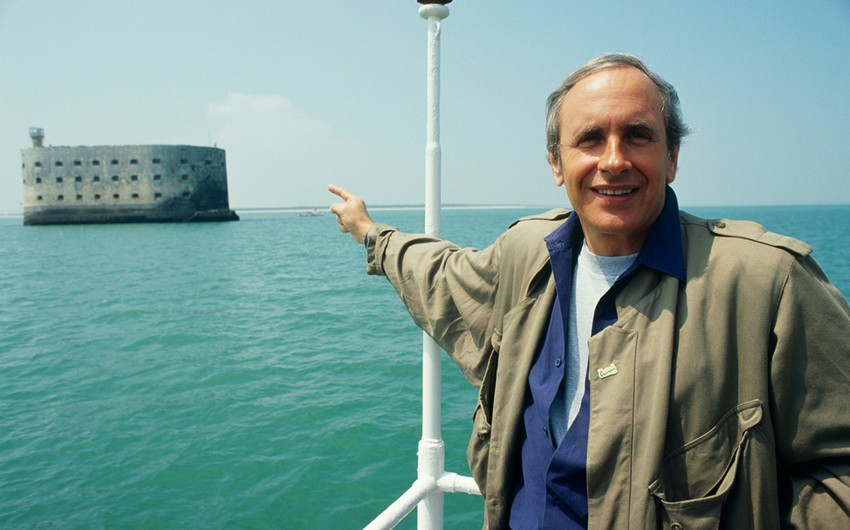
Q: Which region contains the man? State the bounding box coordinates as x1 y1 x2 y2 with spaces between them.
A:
329 54 850 528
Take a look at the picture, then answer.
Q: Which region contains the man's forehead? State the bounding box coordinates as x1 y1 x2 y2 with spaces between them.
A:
559 67 664 130
561 67 664 119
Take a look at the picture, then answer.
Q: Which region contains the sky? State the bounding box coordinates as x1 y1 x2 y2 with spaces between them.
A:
1 0 849 214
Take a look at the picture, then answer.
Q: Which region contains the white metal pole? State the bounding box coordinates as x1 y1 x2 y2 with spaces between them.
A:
417 2 449 529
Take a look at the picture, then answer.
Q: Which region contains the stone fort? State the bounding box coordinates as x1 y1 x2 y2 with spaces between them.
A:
20 128 239 225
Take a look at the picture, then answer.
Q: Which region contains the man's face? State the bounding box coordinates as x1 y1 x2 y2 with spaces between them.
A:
550 67 679 256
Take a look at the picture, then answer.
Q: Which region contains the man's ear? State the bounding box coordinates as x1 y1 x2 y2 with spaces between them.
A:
666 146 679 184
549 152 565 187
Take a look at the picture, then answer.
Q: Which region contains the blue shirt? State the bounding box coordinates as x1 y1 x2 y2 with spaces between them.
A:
509 187 686 529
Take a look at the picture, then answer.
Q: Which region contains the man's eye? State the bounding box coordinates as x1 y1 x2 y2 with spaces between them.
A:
576 135 603 148
627 130 653 145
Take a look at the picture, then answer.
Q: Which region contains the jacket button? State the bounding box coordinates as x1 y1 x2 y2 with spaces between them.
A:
554 358 562 368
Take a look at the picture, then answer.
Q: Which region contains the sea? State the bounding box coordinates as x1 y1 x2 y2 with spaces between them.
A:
1 204 849 529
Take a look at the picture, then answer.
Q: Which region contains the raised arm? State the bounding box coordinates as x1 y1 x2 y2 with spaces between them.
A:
328 183 503 384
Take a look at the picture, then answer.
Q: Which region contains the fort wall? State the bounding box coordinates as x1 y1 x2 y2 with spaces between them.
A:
21 143 239 225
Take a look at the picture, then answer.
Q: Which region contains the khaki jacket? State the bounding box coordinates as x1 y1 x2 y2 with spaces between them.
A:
365 209 850 529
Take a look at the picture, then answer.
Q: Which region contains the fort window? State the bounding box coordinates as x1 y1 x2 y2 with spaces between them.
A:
93 176 101 182
153 174 162 181
92 160 100 166
154 192 162 199
35 162 42 167
180 158 188 164
152 158 161 164
204 159 212 165
36 177 42 183
113 193 120 199
131 175 138 181
75 176 82 183
130 159 138 165
182 192 190 198
74 160 82 166
111 159 119 165
57 195 64 201
55 161 63 167
37 195 43 201
76 194 83 200
56 177 63 183
94 194 101 200
111 175 119 182
131 193 139 199
181 174 189 181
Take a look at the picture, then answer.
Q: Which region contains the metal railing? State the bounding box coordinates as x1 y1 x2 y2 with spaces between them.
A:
364 3 482 529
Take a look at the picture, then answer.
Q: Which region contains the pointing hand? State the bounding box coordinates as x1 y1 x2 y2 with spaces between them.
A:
328 185 375 244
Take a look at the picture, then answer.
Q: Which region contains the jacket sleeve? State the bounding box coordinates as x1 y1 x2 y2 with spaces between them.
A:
364 222 504 386
769 254 850 526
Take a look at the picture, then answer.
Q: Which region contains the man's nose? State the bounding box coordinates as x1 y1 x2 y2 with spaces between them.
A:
598 137 631 175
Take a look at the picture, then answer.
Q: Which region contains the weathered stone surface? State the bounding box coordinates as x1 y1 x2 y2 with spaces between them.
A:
21 144 239 225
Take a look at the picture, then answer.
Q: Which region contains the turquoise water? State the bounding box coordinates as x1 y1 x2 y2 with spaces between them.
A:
1 205 848 529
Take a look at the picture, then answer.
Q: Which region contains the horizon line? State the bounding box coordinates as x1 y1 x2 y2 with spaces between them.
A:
2 202 849 219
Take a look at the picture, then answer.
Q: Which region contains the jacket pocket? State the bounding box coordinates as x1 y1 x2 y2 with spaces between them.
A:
649 400 763 530
468 348 498 495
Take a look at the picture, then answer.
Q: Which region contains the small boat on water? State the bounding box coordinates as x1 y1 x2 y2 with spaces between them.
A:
297 208 323 217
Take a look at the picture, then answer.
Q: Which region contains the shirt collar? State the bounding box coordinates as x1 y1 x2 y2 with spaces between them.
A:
544 186 685 282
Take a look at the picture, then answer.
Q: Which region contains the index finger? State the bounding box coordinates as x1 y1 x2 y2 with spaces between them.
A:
327 184 352 202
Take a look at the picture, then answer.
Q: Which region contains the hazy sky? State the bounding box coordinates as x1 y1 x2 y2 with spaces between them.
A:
2 0 849 214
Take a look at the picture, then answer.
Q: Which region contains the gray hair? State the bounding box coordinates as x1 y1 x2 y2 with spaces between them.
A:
546 53 690 164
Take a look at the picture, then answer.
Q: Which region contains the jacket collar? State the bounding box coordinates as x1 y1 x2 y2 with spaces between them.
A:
543 186 686 282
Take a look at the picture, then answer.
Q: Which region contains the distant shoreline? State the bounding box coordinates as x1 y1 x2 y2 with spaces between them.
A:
167 202 850 214
0 205 545 219
3 202 849 219
238 204 550 214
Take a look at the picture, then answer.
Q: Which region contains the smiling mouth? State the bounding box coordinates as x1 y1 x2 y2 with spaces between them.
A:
595 188 636 196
